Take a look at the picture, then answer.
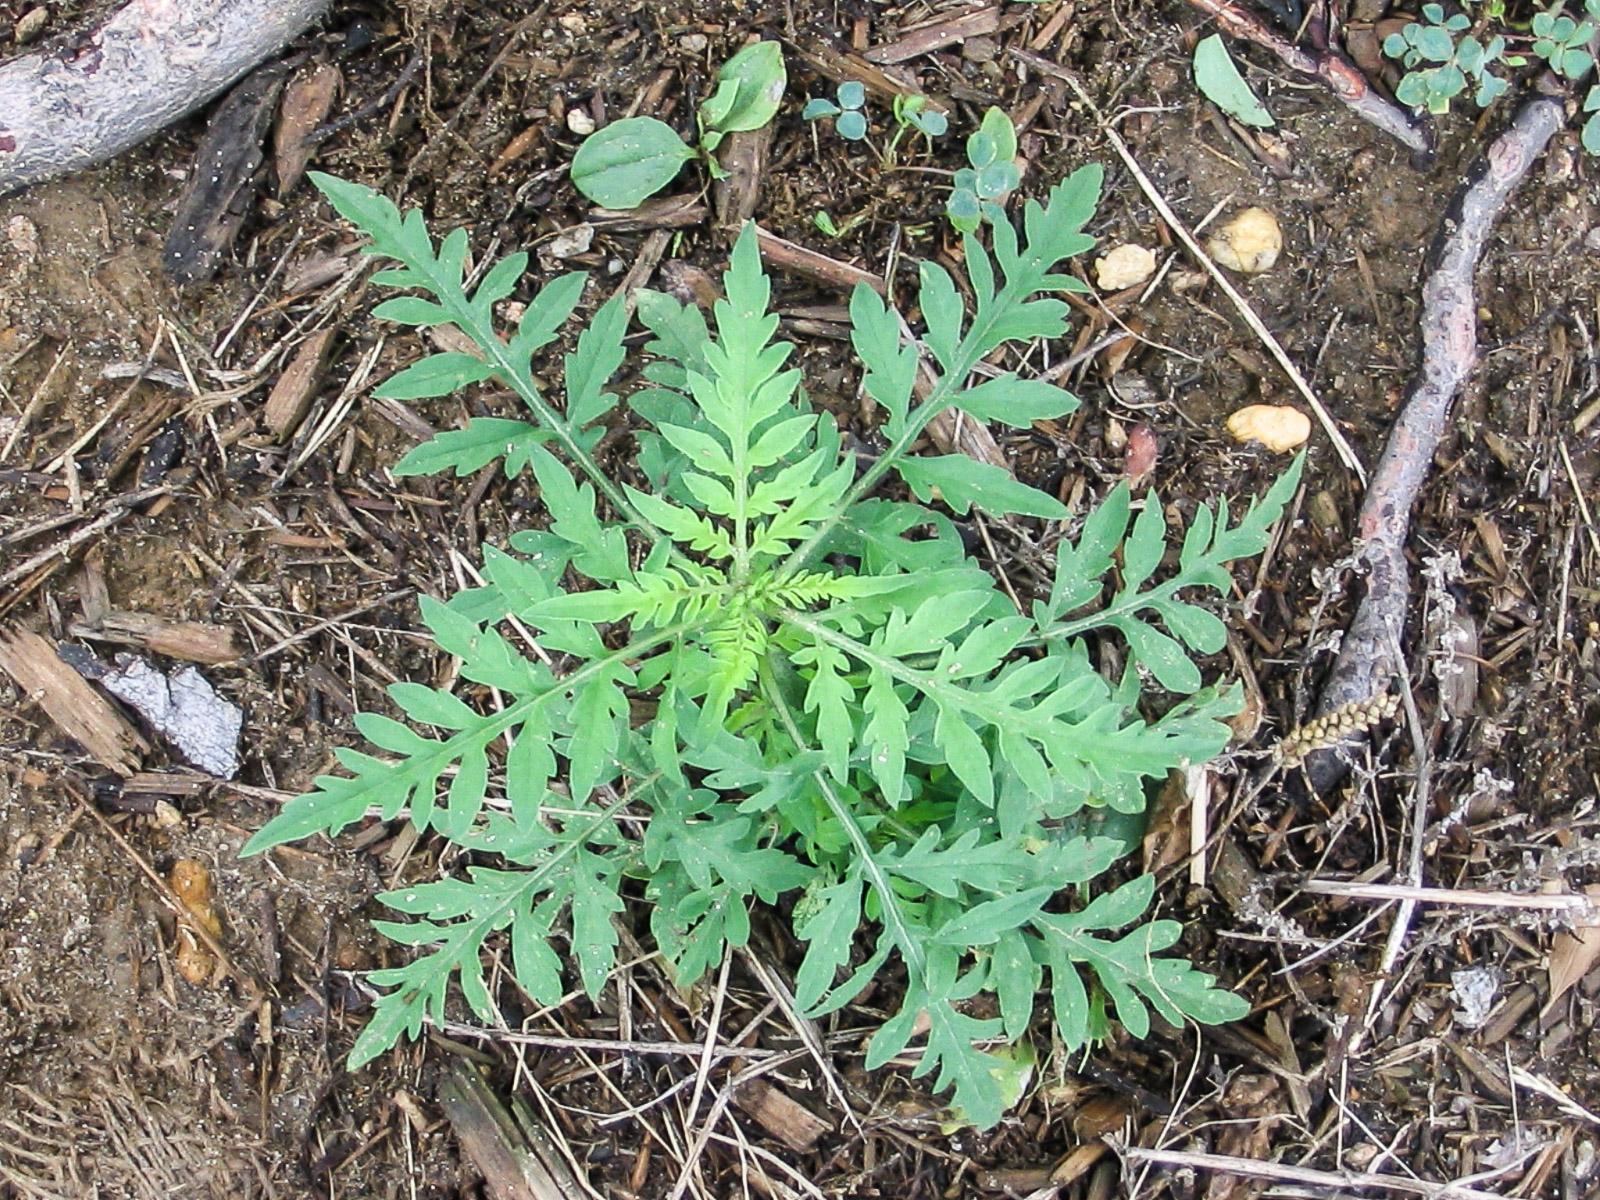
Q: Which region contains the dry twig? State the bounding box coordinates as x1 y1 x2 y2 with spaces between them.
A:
1117 1144 1518 1200
0 0 329 196
1298 879 1600 917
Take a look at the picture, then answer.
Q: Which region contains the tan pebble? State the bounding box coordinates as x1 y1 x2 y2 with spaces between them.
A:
1206 207 1282 274
1226 404 1310 453
169 858 223 986
14 6 47 43
6 215 38 261
1094 243 1157 291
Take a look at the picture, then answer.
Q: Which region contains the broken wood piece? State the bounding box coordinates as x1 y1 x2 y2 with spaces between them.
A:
0 0 331 197
754 226 885 295
733 1079 832 1152
263 327 335 439
69 610 240 664
79 546 112 625
0 625 147 774
439 1062 585 1200
865 7 1006 64
164 58 295 284
120 770 214 799
273 59 340 195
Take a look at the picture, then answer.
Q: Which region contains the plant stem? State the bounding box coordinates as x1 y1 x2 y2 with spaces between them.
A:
757 661 925 979
427 267 666 548
774 261 1042 581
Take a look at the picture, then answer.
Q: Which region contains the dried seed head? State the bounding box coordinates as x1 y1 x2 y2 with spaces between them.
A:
1274 692 1401 767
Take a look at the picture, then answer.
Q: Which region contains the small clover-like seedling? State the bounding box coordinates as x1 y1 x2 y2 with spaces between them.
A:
803 80 869 141
571 41 787 207
948 106 1020 235
813 209 866 239
1384 3 1512 113
893 93 949 139
882 93 950 166
1531 5 1597 80
1528 0 1600 154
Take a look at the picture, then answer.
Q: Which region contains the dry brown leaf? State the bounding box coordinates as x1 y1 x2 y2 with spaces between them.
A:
1206 1076 1281 1200
1142 769 1191 876
713 124 772 231
170 858 224 986
72 611 239 664
1545 885 1600 1015
1071 1094 1132 1141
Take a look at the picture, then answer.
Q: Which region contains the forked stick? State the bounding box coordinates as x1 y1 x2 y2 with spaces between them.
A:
1306 82 1566 790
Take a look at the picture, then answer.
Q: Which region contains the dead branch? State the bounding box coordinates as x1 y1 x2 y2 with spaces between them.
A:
1117 1144 1520 1200
0 0 329 196
1307 83 1567 791
1299 878 1600 918
1183 0 1432 159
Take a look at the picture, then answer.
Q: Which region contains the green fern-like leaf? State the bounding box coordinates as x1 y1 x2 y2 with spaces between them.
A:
244 169 1298 1130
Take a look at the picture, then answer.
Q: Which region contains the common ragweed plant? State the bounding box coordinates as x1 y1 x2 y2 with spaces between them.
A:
245 166 1299 1127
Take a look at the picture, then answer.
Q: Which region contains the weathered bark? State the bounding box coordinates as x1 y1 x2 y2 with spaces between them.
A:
0 0 329 196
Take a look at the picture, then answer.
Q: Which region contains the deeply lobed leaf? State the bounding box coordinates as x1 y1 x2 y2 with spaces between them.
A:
244 166 1301 1131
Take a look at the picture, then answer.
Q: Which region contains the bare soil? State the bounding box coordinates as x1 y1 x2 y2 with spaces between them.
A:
2 1 1599 1197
